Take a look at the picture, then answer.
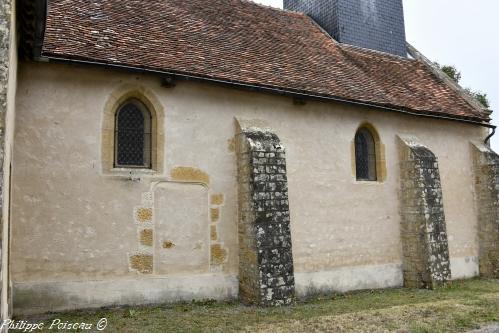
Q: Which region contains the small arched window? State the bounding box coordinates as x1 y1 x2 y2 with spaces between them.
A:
355 127 377 181
114 99 152 168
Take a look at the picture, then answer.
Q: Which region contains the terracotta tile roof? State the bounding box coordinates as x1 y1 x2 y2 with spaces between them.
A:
42 0 489 123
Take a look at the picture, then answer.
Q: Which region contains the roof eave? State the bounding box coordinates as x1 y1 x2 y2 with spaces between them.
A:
41 52 494 129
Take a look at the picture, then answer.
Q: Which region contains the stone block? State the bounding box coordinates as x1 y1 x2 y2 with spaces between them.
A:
211 194 224 206
129 254 153 274
139 229 153 247
211 243 228 266
210 207 220 222
135 207 152 223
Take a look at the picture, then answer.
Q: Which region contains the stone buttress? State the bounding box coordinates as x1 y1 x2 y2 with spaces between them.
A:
398 136 451 289
472 142 499 278
236 125 295 306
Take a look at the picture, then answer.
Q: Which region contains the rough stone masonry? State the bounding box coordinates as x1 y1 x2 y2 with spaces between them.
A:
236 127 295 306
472 142 499 278
0 0 12 321
398 136 451 289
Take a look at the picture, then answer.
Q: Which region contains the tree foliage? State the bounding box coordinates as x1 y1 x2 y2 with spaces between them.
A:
434 62 490 109
441 64 461 83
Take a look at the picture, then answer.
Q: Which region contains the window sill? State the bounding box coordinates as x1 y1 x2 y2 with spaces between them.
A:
111 167 156 173
354 180 385 185
103 168 160 178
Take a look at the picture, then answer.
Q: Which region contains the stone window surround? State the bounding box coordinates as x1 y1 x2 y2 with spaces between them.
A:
351 122 387 183
101 85 165 176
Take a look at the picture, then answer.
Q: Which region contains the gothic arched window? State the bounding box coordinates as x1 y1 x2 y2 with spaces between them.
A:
114 99 152 168
355 127 377 181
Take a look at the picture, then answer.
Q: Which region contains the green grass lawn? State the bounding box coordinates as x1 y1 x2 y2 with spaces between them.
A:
21 278 498 333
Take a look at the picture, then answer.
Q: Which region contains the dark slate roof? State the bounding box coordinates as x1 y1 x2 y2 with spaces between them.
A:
42 0 489 123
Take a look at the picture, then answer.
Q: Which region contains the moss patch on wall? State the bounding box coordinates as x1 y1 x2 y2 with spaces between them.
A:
130 254 153 274
171 167 210 185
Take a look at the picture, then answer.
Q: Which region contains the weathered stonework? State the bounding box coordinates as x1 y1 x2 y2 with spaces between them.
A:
398 136 451 289
139 229 153 247
236 127 295 306
170 166 210 185
135 207 152 223
129 254 153 274
210 207 220 222
211 194 224 206
227 138 236 152
210 224 218 241
210 243 228 266
209 193 227 272
0 0 13 321
129 191 154 274
471 142 499 278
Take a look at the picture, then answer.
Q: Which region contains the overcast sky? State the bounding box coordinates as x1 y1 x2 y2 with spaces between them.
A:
253 0 499 151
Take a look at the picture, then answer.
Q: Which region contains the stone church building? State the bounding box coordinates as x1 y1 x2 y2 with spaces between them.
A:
0 0 497 317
